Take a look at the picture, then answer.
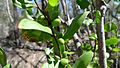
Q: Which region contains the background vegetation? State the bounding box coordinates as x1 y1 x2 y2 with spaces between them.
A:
0 0 120 68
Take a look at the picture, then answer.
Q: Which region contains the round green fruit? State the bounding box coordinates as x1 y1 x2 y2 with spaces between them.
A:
58 38 65 44
61 58 69 65
52 18 61 27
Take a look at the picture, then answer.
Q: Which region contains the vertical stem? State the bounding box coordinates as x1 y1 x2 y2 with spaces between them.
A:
96 5 107 68
95 0 107 68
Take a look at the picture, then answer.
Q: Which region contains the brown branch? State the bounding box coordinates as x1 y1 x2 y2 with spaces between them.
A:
34 0 61 58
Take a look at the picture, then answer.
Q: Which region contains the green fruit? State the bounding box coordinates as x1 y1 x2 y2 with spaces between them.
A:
52 18 61 27
61 58 69 65
58 38 65 44
41 15 45 19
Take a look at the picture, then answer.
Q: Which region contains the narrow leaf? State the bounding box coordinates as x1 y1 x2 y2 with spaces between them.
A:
73 51 93 68
0 48 7 67
63 11 90 40
18 19 52 34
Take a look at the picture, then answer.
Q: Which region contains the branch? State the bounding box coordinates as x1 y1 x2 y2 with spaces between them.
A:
34 0 61 57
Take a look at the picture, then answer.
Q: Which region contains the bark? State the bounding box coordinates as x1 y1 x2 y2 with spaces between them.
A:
95 0 107 68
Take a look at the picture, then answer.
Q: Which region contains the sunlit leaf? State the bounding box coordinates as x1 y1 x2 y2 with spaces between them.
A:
48 0 59 7
112 48 120 52
63 11 90 40
64 51 75 55
89 33 97 40
73 51 93 68
54 60 60 68
42 63 49 68
18 19 52 34
105 37 118 46
95 10 101 24
3 64 11 68
83 18 93 26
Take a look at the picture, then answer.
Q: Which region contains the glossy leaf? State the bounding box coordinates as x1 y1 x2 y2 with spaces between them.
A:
77 0 90 9
73 51 93 68
18 19 52 34
63 11 90 40
95 10 101 24
89 33 97 40
0 48 7 67
48 0 59 7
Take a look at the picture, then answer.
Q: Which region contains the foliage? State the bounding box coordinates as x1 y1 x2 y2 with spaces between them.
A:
10 0 120 68
0 48 11 68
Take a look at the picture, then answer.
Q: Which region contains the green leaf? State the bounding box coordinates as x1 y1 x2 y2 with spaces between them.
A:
73 51 93 68
0 48 7 67
104 22 117 32
105 37 118 46
18 19 52 34
45 48 52 55
66 64 72 68
46 4 60 20
64 51 75 55
77 0 90 9
54 60 60 68
112 48 120 52
89 33 97 40
83 18 93 26
42 63 49 68
48 0 59 7
95 10 101 24
63 11 90 40
3 64 11 68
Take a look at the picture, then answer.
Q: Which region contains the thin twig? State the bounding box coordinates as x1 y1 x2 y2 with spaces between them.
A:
34 0 61 58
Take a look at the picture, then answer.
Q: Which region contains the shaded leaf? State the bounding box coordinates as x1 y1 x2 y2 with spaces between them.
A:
18 19 52 34
46 4 60 20
104 22 117 32
77 0 90 9
0 48 7 67
63 11 90 40
73 51 93 68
